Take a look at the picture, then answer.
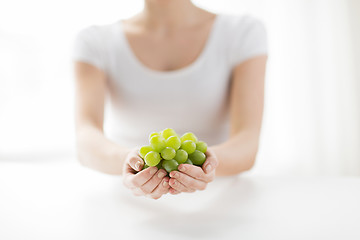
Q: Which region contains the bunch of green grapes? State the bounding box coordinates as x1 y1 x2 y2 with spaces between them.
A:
139 128 208 173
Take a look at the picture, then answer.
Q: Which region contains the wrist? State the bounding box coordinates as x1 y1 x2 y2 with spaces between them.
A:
115 147 133 173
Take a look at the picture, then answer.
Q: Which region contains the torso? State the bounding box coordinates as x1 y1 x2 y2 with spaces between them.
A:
73 13 267 146
95 13 265 147
120 12 218 72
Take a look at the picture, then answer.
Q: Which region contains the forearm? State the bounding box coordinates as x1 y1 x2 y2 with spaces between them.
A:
210 129 260 176
76 123 130 175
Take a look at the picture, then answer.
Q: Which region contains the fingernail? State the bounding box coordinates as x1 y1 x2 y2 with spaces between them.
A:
163 180 168 187
149 167 157 175
158 171 166 178
135 161 141 170
205 164 212 173
178 165 185 171
172 172 178 178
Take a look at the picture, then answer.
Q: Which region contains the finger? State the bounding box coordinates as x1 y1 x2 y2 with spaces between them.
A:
149 177 170 199
169 178 195 193
202 149 219 174
169 187 180 195
127 153 144 172
124 166 158 188
140 169 168 194
177 164 212 183
169 171 207 191
132 188 144 196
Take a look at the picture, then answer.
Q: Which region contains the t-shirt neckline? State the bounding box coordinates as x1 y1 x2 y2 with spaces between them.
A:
117 14 222 78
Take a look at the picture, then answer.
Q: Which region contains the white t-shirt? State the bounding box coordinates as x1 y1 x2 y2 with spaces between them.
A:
72 14 268 147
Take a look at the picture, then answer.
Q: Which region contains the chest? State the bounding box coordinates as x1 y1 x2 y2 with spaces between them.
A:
121 22 214 71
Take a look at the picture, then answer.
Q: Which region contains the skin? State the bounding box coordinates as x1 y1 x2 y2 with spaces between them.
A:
74 0 267 198
123 148 170 199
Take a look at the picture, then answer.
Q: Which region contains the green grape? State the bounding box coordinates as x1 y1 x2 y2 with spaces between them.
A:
162 159 179 173
143 164 149 170
184 159 193 165
144 151 161 166
174 149 188 164
181 140 196 154
149 132 160 141
188 150 206 166
156 160 164 170
165 136 181 150
161 128 177 139
139 145 153 158
196 141 207 153
150 135 166 152
180 132 198 143
161 147 176 160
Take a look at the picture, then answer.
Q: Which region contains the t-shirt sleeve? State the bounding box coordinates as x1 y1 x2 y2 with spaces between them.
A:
72 26 105 71
229 15 268 68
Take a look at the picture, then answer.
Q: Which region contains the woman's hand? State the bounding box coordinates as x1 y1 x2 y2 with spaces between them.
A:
122 148 170 199
168 148 219 194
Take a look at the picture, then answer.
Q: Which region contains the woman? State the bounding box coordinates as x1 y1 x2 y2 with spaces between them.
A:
73 0 268 199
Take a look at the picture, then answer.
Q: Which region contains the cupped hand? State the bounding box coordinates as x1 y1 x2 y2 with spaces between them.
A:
168 148 219 194
122 148 170 199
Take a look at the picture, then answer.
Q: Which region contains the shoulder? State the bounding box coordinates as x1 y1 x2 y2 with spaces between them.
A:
72 21 119 71
218 14 268 67
219 13 267 35
74 21 119 44
73 21 120 55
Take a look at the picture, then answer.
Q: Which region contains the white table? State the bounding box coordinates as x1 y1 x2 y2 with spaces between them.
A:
1 158 360 240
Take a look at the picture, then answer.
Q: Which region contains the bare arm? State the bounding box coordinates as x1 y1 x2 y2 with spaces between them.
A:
168 55 267 192
74 61 170 199
211 55 268 176
74 61 130 175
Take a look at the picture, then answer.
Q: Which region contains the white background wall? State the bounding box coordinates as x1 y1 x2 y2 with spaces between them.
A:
0 0 359 176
